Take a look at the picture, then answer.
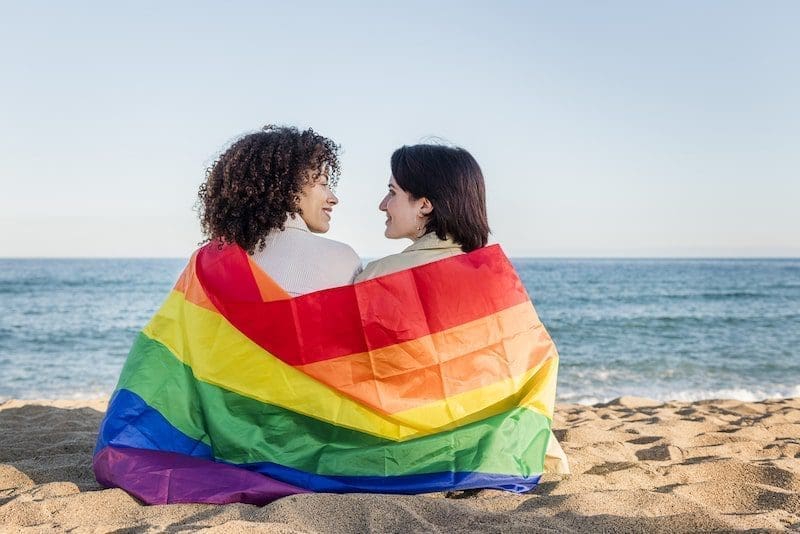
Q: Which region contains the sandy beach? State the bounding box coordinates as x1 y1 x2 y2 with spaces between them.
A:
1 397 798 533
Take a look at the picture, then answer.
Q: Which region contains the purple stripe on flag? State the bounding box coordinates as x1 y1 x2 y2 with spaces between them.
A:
93 446 308 505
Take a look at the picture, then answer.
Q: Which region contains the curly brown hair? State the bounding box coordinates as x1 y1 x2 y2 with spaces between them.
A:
197 125 340 254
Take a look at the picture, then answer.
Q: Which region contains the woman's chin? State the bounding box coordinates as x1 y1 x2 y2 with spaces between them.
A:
384 233 410 240
384 229 405 239
309 221 330 234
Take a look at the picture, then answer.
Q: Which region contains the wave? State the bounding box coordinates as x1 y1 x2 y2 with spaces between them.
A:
666 291 772 300
559 385 800 406
657 385 800 403
6 384 800 408
0 386 112 404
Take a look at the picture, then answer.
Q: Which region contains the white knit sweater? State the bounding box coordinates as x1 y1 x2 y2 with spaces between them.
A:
250 214 362 296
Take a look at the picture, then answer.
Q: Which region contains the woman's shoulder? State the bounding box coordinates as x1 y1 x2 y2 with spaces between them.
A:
304 234 362 282
357 252 416 281
356 237 462 282
311 234 360 264
254 226 363 290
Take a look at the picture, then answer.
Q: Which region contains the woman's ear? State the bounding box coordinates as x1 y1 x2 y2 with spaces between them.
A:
419 197 433 216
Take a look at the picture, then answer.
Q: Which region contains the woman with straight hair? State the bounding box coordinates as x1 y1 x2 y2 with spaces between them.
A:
356 143 569 475
355 144 489 280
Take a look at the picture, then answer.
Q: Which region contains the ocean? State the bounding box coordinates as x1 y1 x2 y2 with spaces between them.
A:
1 258 798 404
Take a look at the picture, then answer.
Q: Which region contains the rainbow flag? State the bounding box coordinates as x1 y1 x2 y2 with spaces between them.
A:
93 243 560 505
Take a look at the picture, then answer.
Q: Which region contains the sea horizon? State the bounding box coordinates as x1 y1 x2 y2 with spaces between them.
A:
1 257 798 405
2 255 799 261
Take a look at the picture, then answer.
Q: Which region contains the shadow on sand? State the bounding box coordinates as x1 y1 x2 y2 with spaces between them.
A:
0 404 764 533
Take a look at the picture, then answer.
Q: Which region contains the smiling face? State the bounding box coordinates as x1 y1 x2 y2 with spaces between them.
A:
379 175 431 240
296 167 338 233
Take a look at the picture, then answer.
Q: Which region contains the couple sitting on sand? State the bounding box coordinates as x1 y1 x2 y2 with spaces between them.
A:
93 125 568 505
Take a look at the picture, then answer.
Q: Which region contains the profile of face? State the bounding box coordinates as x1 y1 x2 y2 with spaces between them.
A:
379 175 432 240
297 167 338 233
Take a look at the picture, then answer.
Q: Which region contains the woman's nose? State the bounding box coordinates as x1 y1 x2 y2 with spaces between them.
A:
328 191 339 205
379 195 388 212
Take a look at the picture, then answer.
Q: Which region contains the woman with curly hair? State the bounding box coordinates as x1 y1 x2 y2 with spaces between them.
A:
197 125 361 295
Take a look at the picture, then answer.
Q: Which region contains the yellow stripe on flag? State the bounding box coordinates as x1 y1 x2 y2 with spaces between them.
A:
144 290 557 441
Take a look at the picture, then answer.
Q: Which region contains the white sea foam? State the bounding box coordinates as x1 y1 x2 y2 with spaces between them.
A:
666 384 800 403
559 385 800 406
0 387 111 403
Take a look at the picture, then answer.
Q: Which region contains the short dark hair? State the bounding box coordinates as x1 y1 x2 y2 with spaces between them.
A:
197 125 340 254
390 144 490 252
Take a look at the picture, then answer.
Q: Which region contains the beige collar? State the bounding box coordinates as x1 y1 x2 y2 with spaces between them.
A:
403 232 461 253
283 213 309 232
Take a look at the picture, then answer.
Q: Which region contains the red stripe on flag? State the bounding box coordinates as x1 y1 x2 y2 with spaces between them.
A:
195 244 530 366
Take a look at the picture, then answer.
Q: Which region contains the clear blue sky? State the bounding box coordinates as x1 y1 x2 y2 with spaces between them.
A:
1 1 797 257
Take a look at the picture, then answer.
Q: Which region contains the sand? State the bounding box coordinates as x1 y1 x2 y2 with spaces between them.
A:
1 397 798 533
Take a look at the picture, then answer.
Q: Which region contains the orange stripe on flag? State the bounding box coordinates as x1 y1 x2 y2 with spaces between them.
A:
246 255 291 302
175 253 290 309
173 253 218 313
296 301 556 414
